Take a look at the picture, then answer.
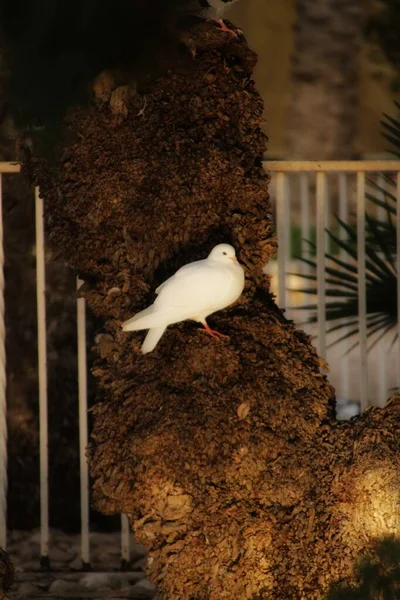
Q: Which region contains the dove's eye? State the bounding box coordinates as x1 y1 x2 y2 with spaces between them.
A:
223 252 227 255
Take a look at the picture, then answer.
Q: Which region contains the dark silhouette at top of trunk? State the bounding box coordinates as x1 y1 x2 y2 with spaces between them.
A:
0 0 224 127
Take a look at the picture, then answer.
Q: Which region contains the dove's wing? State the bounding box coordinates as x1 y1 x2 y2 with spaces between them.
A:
127 264 237 331
155 259 206 294
122 264 209 331
123 259 243 333
154 263 238 317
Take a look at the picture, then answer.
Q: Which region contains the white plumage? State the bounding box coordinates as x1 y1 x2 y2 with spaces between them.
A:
194 0 240 34
200 0 239 19
122 243 245 354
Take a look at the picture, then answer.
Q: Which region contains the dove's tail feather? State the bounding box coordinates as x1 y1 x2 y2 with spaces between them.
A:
141 327 167 354
123 306 180 331
122 305 156 331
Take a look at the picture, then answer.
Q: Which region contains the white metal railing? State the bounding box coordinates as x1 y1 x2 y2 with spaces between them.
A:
35 185 50 565
76 276 89 566
0 163 20 550
1 159 400 567
0 163 131 567
0 172 7 550
263 160 400 414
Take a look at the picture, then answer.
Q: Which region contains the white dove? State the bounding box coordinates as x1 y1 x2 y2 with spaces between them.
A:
122 243 245 354
196 0 241 34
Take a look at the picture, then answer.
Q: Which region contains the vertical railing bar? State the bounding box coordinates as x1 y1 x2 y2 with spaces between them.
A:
299 173 311 331
396 172 400 392
357 172 368 412
121 513 130 567
284 176 291 275
276 172 286 308
0 174 7 550
316 172 327 359
377 174 386 222
324 175 329 254
300 173 310 274
338 173 350 402
376 174 387 405
35 186 49 566
77 277 90 567
338 173 348 237
284 176 292 317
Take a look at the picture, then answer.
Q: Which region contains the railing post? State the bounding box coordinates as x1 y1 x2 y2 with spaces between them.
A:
0 174 7 549
35 186 50 566
121 513 130 568
276 171 287 308
396 172 400 393
300 173 310 276
316 172 327 359
77 277 90 567
338 173 350 402
356 172 368 412
376 174 388 406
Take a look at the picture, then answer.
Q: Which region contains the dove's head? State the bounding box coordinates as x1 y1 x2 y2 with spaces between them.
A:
208 243 238 264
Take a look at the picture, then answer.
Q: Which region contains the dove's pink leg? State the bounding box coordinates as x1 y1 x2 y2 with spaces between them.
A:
200 321 230 340
212 19 242 37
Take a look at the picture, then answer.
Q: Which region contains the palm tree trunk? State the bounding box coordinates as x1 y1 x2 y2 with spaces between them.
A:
287 0 362 159
29 23 400 600
0 548 13 599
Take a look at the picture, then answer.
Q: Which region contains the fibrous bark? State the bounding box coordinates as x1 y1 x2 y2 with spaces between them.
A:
0 548 13 599
28 23 400 600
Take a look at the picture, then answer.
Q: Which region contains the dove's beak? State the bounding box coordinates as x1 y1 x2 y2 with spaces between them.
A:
230 257 238 263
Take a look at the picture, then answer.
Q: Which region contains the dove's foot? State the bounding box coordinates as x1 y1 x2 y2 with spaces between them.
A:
211 19 242 37
200 323 230 340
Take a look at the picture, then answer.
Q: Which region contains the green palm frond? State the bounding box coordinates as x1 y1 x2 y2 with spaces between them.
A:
293 217 397 347
292 102 400 349
363 106 399 253
365 213 395 267
381 103 400 155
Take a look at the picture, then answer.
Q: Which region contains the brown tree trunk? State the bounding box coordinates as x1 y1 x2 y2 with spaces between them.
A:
28 23 400 600
287 0 362 159
0 548 13 599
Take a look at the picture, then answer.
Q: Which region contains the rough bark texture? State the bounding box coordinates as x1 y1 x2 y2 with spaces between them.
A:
0 548 13 599
287 0 362 159
26 24 400 600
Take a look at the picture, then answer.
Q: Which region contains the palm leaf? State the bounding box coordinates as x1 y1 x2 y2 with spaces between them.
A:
294 221 397 346
365 191 396 215
291 288 357 298
335 217 395 280
381 109 400 156
381 114 400 139
300 237 381 284
365 213 395 267
325 314 388 336
289 102 400 350
289 272 359 292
